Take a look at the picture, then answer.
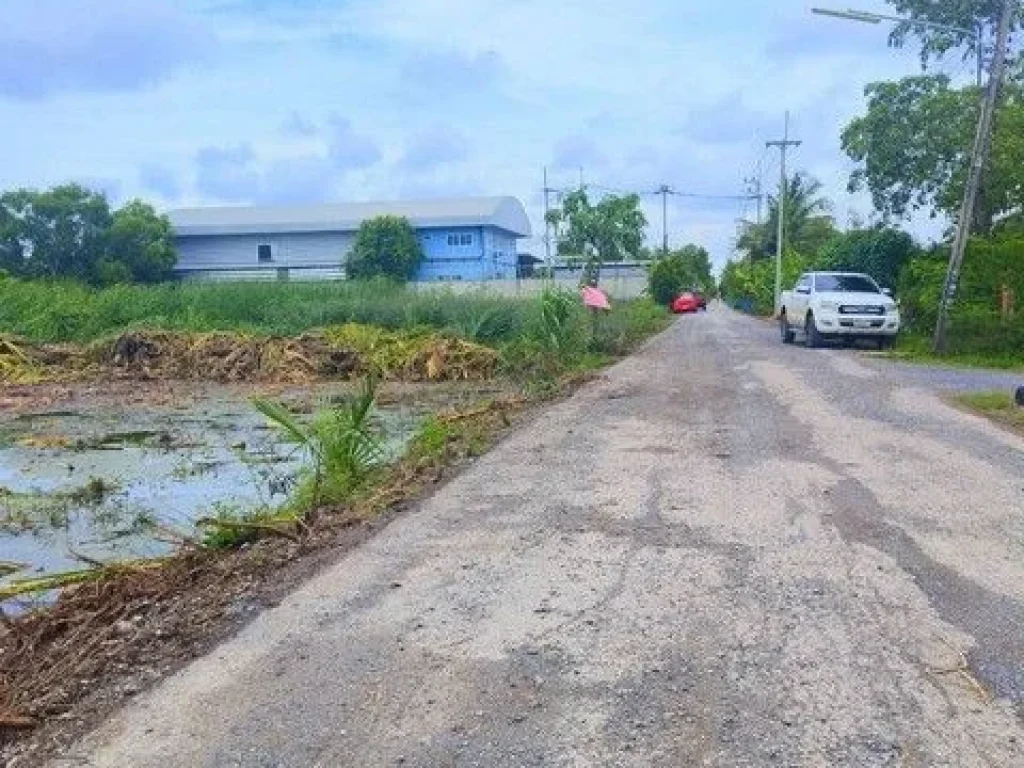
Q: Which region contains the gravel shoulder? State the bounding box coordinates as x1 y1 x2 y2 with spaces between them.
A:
66 306 1024 767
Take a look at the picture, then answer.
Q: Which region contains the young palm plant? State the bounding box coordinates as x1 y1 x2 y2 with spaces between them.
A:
253 376 383 515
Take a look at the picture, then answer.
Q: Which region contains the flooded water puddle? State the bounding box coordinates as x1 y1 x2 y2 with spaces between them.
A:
0 391 423 582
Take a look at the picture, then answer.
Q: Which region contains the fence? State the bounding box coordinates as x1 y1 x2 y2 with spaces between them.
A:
412 276 648 300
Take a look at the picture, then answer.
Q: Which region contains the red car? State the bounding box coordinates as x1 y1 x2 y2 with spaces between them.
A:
672 292 701 314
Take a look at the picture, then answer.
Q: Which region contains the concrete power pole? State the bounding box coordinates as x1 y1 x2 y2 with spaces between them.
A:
655 184 674 258
766 111 802 316
934 0 1014 354
542 166 552 268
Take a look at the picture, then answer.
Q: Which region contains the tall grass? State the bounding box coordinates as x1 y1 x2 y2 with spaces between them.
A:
0 278 537 345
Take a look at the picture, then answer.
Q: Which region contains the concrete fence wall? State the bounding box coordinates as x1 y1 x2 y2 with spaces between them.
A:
411 276 648 300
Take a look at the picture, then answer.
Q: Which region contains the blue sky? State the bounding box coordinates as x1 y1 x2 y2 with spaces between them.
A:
0 0 982 266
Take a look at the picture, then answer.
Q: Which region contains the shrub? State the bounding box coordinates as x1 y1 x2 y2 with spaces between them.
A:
649 256 691 306
345 215 424 282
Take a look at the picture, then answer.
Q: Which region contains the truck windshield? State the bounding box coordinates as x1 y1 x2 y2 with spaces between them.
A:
815 274 880 293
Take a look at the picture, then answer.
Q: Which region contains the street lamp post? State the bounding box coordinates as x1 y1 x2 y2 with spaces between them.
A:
811 7 984 87
812 3 1013 355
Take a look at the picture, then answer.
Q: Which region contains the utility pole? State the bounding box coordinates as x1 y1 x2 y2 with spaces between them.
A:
655 184 674 258
766 111 802 316
934 0 1014 353
542 166 552 268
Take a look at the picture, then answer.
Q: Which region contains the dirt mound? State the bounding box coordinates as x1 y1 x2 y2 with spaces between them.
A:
0 326 498 386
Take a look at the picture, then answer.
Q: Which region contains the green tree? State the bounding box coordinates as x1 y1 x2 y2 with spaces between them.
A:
818 228 919 289
100 200 177 284
736 173 835 261
346 215 425 282
550 190 647 280
0 185 111 279
884 0 1022 71
841 75 1024 230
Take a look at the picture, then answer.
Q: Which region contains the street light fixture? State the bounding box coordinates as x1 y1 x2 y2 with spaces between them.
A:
811 6 984 86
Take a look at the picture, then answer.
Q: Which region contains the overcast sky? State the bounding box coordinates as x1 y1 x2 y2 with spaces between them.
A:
0 0 981 266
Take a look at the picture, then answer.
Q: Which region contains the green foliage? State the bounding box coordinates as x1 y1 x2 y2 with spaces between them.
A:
0 279 537 345
719 250 810 315
587 298 668 357
198 503 297 550
550 190 647 278
346 215 424 282
102 200 177 284
737 173 836 261
884 0 1021 70
896 234 1024 359
537 289 579 353
648 245 714 305
842 75 1024 229
254 377 383 511
409 417 452 461
0 184 111 280
817 228 919 289
0 186 177 284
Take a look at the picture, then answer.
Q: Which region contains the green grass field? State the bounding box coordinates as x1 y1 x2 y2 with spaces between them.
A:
0 277 669 366
0 278 540 344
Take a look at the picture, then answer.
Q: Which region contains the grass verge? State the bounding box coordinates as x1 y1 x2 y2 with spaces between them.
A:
885 335 1024 371
951 391 1024 435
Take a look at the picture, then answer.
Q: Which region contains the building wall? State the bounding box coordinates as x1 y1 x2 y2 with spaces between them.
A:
175 225 520 282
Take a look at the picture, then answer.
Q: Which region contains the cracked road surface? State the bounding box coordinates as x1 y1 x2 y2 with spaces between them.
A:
71 306 1024 767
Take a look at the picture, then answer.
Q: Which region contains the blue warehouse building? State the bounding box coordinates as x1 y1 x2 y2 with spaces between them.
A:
167 196 532 282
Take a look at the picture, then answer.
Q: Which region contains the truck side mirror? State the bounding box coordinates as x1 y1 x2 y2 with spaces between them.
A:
881 288 893 297
796 286 810 295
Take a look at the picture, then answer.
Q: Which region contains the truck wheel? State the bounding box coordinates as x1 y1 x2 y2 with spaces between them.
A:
780 312 795 344
805 313 823 349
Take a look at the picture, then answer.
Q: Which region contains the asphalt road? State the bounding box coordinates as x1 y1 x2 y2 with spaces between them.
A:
70 306 1024 767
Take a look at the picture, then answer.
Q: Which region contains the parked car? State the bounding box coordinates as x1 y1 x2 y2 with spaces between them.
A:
779 272 899 349
672 292 702 314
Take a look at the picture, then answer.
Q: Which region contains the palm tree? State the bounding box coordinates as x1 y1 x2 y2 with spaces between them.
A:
737 173 835 260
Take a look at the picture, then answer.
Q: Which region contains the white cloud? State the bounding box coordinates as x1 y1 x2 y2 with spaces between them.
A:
0 0 966 265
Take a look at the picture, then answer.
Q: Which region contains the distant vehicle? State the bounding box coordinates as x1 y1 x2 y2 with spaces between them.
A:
779 272 899 349
672 292 702 314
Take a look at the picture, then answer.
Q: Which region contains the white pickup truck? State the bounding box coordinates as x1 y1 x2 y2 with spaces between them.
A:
779 271 900 349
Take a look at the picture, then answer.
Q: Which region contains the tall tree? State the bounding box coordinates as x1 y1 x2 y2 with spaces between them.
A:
884 0 1022 71
552 190 647 275
0 185 112 279
842 75 1024 229
736 173 836 260
101 200 178 284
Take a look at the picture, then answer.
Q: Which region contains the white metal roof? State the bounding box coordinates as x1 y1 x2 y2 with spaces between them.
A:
167 196 531 238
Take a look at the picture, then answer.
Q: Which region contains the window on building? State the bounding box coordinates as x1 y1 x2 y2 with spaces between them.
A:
447 234 458 247
258 244 273 262
460 233 473 246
